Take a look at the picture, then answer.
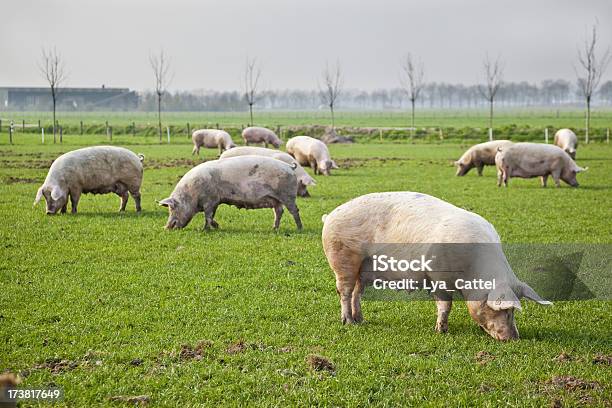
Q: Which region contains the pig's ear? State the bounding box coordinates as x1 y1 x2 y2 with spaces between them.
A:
50 185 65 201
487 285 522 311
518 282 552 306
158 197 175 208
33 187 44 206
331 160 339 169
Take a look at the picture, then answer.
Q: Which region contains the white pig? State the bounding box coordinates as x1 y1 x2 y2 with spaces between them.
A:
219 146 316 197
322 192 551 341
192 129 236 155
286 136 339 176
554 129 578 159
455 140 514 176
241 127 282 148
159 156 302 230
34 146 144 214
495 143 587 187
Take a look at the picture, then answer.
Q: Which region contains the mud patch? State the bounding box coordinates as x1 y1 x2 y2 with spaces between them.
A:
144 158 203 170
592 353 611 365
475 351 495 365
3 176 40 184
553 352 573 363
546 376 601 392
109 395 150 404
335 157 410 170
0 159 54 169
305 354 335 373
32 358 79 374
225 340 248 355
179 340 213 360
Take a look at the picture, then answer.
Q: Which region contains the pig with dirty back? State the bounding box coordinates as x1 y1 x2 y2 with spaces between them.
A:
159 156 302 230
241 127 282 148
495 143 587 187
554 128 578 159
322 192 551 341
455 140 513 176
286 136 339 176
192 129 236 155
219 146 317 197
34 146 144 214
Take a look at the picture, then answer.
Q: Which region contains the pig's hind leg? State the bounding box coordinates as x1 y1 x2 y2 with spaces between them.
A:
272 202 284 230
283 200 303 231
328 250 363 325
433 295 452 333
115 182 129 212
69 190 81 213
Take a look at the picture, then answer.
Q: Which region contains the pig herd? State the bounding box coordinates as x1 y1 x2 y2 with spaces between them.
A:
34 125 589 341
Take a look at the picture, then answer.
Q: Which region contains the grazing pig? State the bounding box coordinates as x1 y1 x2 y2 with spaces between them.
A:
286 136 339 176
219 146 317 197
321 192 551 341
455 140 513 176
192 129 236 155
159 156 302 230
241 127 282 148
554 128 578 159
495 143 587 188
34 146 144 214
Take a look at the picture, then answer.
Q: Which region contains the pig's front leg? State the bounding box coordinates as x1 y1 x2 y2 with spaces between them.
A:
70 190 81 213
540 175 548 187
477 164 484 176
434 298 452 333
204 204 219 229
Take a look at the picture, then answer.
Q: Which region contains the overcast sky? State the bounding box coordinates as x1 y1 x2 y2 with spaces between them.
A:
1 0 611 92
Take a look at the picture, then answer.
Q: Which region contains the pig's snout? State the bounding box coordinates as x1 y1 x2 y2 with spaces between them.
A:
165 218 179 229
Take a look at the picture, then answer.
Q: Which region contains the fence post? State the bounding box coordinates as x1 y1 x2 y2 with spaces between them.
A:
0 119 2 132
22 119 25 132
132 122 136 137
187 122 190 139
9 121 14 144
488 128 493 141
545 127 549 144
379 128 383 142
107 125 111 140
80 120 83 135
439 127 444 140
42 128 45 144
167 126 170 144
105 121 109 137
216 123 219 130
109 126 112 141
60 126 63 143
607 128 610 144
38 119 41 131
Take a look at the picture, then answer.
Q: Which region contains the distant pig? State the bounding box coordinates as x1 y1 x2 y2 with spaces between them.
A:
34 146 144 214
554 128 578 159
455 140 513 176
219 146 316 197
192 129 236 155
322 192 551 341
286 136 339 176
241 127 282 148
159 156 302 230
495 143 587 187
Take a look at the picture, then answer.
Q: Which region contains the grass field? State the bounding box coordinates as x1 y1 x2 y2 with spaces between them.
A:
2 108 612 130
0 134 611 406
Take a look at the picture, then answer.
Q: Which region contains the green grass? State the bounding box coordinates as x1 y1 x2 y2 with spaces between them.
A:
0 135 610 406
2 108 612 129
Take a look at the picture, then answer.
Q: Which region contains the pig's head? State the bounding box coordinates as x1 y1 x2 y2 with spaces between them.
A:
467 282 551 341
159 196 196 229
454 160 473 176
561 165 588 187
297 174 316 197
319 160 339 176
225 141 237 150
34 184 68 215
271 139 282 149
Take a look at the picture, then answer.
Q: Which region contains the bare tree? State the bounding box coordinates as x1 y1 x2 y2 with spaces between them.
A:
243 58 261 126
575 24 611 143
39 47 67 144
150 50 172 142
478 54 504 130
319 61 343 129
399 53 425 137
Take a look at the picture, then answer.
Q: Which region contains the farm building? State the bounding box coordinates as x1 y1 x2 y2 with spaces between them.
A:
0 86 138 110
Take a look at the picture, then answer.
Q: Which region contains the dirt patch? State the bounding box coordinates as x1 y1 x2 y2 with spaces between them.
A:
33 358 79 374
553 352 573 363
3 176 40 184
278 346 294 353
179 340 213 360
475 351 495 365
144 158 203 170
546 376 601 392
592 353 611 365
0 159 53 169
335 157 410 170
109 395 150 404
226 340 248 355
305 354 335 373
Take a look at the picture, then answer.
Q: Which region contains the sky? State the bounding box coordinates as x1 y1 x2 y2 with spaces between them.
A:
1 0 611 92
